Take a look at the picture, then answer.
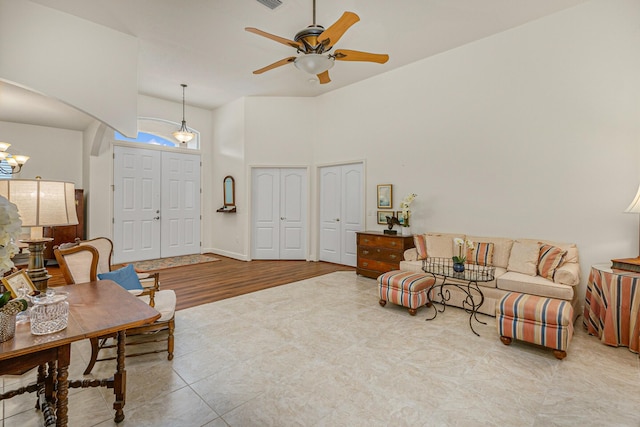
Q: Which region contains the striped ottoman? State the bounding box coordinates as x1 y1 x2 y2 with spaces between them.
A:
496 292 574 360
378 270 435 316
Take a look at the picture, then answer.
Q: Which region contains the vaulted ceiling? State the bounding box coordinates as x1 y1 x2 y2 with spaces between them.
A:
1 0 588 130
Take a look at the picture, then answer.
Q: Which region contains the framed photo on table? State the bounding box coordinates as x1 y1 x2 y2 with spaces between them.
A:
377 211 394 224
377 184 392 209
1 269 37 298
396 211 405 226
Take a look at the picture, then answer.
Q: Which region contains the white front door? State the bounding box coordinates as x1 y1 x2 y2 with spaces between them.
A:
252 168 307 260
113 146 161 263
161 151 201 257
113 146 201 263
319 162 364 266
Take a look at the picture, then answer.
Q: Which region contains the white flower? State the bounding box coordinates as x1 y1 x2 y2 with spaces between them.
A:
0 196 22 275
400 193 417 211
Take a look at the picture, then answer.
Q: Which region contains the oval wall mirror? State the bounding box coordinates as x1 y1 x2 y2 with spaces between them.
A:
223 175 235 207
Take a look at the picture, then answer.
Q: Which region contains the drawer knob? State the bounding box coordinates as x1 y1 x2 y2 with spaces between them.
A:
391 241 397 246
390 254 397 259
362 250 369 255
363 262 368 267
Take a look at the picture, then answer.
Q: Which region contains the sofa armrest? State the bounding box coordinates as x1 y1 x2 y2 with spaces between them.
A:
404 248 418 261
554 262 580 286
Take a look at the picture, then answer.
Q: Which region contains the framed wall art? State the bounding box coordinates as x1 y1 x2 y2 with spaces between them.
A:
377 211 394 225
1 269 37 298
377 184 392 209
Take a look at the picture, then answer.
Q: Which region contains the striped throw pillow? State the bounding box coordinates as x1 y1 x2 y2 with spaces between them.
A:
414 235 428 260
537 244 566 280
466 242 494 266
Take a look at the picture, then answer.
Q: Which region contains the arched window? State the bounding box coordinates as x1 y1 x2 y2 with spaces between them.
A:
114 117 200 149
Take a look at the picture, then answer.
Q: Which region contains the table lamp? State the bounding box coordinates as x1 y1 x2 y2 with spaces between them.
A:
0 178 78 291
624 183 640 257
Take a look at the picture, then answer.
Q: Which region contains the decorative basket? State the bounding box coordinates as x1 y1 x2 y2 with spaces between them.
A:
0 311 17 342
30 291 69 335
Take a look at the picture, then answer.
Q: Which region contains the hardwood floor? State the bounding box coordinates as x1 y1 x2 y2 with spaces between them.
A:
47 255 355 311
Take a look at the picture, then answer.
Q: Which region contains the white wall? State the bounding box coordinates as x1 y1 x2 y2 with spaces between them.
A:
210 98 246 259
0 121 83 185
312 0 640 303
0 0 138 137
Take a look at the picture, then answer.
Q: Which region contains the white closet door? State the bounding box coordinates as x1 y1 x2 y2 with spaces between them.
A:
160 151 201 257
319 162 364 267
280 169 307 260
252 168 307 260
252 168 280 259
319 166 342 264
340 163 364 266
113 146 161 264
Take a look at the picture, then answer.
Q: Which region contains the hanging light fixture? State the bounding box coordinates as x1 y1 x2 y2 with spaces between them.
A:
0 142 29 174
172 83 195 144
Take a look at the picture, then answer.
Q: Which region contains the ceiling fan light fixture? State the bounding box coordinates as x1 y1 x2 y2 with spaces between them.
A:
173 83 195 144
294 54 334 75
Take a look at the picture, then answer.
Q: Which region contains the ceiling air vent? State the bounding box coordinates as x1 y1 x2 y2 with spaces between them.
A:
256 0 282 10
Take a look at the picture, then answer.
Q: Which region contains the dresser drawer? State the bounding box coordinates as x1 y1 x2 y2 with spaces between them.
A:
357 234 406 250
358 247 402 263
357 258 398 273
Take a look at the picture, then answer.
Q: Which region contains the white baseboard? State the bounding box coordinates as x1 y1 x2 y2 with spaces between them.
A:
203 248 249 261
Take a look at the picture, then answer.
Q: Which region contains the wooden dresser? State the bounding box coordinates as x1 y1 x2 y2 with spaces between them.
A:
356 231 415 279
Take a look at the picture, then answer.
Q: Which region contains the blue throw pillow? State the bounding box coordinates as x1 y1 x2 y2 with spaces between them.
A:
97 264 143 291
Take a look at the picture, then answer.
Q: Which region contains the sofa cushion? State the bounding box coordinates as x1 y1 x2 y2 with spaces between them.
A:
538 244 566 280
554 262 580 286
466 236 514 269
518 238 579 264
497 271 574 301
507 241 540 276
467 242 494 266
414 234 428 260
425 233 464 258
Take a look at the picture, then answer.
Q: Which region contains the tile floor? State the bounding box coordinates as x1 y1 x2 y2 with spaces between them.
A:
1 271 639 426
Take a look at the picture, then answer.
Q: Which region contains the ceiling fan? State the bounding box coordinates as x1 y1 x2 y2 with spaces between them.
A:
245 0 389 84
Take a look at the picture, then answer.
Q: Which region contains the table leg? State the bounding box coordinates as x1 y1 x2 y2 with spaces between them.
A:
113 330 127 423
56 344 70 427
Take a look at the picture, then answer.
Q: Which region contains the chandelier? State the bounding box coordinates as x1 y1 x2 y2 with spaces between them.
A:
0 142 29 174
172 83 195 144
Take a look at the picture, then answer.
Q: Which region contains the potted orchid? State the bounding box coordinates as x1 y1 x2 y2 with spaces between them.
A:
452 237 474 272
399 193 417 229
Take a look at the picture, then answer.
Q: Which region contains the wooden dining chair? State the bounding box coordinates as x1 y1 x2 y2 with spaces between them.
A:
54 239 175 375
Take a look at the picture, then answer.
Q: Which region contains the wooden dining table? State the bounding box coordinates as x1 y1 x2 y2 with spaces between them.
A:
0 280 160 426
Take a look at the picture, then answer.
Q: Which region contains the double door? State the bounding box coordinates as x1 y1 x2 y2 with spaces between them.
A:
252 168 307 260
113 146 201 263
319 163 364 266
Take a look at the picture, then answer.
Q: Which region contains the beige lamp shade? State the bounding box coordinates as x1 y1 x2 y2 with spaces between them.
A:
0 179 78 227
625 184 640 214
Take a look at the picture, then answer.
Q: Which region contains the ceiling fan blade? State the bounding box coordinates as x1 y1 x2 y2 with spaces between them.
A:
245 27 302 49
317 12 360 49
317 70 331 84
334 49 389 64
252 57 296 74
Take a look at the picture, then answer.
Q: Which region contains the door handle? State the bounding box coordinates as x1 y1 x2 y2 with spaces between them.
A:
280 217 286 220
335 218 340 222
154 216 160 220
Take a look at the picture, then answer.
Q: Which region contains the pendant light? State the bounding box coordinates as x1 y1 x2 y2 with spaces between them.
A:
172 83 195 144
